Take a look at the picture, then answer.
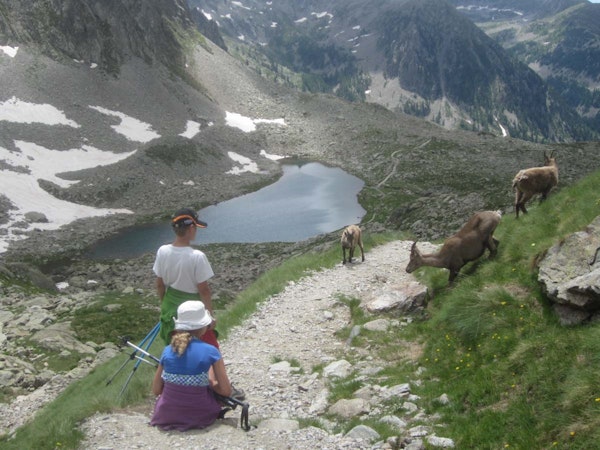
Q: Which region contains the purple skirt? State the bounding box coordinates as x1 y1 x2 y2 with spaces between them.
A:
150 383 222 431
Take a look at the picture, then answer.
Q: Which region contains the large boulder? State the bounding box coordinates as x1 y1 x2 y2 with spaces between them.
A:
538 216 600 325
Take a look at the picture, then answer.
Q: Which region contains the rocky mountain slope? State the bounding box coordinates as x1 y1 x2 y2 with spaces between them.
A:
1 2 600 446
453 0 600 136
189 0 599 141
2 0 600 267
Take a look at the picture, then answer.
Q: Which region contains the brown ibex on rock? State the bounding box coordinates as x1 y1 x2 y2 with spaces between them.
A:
341 224 365 264
512 151 558 218
405 210 502 283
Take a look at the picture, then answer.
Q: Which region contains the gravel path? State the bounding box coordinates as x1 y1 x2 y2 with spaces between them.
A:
79 240 427 449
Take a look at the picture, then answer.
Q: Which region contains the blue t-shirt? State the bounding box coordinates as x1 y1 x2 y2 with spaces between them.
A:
160 338 221 386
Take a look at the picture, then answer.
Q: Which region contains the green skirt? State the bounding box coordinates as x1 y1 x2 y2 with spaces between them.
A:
159 287 200 345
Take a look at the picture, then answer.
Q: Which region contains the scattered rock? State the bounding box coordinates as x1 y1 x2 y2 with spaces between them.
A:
538 215 600 325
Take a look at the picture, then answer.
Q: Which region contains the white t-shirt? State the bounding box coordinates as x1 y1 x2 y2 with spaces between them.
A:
152 245 214 294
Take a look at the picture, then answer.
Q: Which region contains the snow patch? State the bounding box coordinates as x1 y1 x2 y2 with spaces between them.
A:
0 97 80 127
89 106 160 143
260 150 285 161
225 111 286 133
226 151 259 174
0 45 18 58
180 120 202 138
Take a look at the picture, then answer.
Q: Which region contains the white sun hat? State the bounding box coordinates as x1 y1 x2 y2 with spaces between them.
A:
173 300 213 331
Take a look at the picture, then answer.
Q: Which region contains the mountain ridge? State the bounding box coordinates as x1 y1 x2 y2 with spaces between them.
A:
2 0 600 262
189 0 598 141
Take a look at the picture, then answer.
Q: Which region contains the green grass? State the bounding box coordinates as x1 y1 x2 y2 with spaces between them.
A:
398 169 600 449
2 170 600 449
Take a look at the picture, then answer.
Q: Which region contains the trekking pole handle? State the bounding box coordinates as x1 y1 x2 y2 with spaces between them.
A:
124 340 160 364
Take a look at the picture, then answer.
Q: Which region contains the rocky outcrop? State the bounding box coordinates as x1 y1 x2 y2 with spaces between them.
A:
0 0 195 74
538 215 600 325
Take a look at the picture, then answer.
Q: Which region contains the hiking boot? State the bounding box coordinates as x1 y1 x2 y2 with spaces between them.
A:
231 385 246 402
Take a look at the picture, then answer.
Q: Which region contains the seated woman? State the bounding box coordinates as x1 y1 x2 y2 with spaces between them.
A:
150 300 233 431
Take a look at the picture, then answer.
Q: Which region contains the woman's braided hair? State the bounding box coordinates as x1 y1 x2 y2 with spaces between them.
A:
171 331 193 356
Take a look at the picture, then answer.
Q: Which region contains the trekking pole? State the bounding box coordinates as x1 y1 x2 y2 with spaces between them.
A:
105 322 160 392
214 392 251 431
117 323 161 397
124 340 160 366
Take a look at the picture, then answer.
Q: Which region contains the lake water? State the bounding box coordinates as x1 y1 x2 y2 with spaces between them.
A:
87 162 366 259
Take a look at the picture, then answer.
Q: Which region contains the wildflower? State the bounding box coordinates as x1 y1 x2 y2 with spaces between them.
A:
501 301 507 306
595 397 600 402
570 431 576 437
531 243 536 247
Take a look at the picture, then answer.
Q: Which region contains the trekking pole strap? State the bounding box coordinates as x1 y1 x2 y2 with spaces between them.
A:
214 393 250 431
240 402 250 431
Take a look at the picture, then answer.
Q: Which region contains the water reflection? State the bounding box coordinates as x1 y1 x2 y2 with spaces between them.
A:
87 162 365 259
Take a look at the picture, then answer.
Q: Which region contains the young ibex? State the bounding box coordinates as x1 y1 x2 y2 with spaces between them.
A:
512 151 558 218
405 210 502 283
341 224 365 264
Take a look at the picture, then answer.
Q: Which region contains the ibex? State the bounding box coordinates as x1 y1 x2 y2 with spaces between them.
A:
512 151 558 218
405 210 502 283
341 224 365 264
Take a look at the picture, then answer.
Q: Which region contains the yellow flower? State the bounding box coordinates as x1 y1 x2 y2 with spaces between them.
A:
531 243 536 247
570 431 576 437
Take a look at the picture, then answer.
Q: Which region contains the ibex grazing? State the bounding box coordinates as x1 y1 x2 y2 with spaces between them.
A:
405 210 502 283
512 151 558 218
341 225 365 264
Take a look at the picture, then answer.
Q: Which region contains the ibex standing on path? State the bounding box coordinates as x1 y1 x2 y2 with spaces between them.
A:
513 151 558 218
405 210 502 284
341 225 365 264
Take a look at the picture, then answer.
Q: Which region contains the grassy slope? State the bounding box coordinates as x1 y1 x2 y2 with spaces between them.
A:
403 169 600 449
1 170 599 449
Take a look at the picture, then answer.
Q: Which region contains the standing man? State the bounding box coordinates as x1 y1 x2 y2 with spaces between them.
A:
153 207 219 348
